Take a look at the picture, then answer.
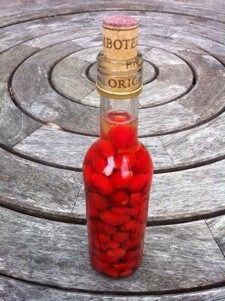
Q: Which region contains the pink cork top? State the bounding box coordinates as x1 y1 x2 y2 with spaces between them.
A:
103 15 138 28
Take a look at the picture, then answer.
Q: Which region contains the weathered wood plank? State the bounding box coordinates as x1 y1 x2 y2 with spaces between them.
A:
72 35 102 49
0 1 109 27
74 159 225 222
140 23 176 38
182 22 225 45
176 48 225 118
0 26 96 83
13 125 96 169
140 12 225 44
0 148 82 219
0 82 41 147
1 207 225 292
0 0 225 29
64 46 101 63
81 88 100 107
150 160 225 222
140 43 225 122
207 216 225 257
51 47 100 102
140 11 192 29
0 27 99 81
11 38 100 135
2 275 225 301
138 46 225 135
0 28 101 147
140 47 193 107
160 112 225 167
0 13 96 52
141 136 175 169
138 101 201 136
13 127 174 171
171 32 225 64
11 36 201 136
9 21 225 136
0 42 39 82
90 2 225 25
139 33 188 53
13 41 81 104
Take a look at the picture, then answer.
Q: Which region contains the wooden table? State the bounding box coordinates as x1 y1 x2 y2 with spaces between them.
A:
1 1 225 300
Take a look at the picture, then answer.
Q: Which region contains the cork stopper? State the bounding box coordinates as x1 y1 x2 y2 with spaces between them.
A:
102 15 139 61
96 15 143 99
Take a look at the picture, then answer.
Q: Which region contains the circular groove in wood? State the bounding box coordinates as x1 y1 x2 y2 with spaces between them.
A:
0 5 225 298
33 44 195 109
1 206 225 293
2 272 225 300
1 144 225 225
10 39 225 136
0 10 224 226
0 9 224 223
0 14 223 138
10 108 225 172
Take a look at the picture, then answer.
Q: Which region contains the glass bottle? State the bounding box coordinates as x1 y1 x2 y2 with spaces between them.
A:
83 15 154 278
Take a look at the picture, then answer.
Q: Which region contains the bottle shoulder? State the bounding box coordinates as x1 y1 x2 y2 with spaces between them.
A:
83 138 154 175
138 142 154 166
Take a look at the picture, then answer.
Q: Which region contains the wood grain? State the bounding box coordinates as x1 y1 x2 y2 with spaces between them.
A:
5 14 224 137
0 147 82 219
176 48 225 118
172 32 225 64
13 125 96 169
138 101 201 136
140 48 193 107
161 112 225 167
74 159 225 222
11 37 100 135
207 216 225 257
13 126 174 170
1 206 225 292
0 1 225 298
0 83 41 147
51 47 100 103
0 13 96 52
2 275 225 300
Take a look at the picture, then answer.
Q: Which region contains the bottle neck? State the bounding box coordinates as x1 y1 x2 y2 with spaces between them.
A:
100 96 139 149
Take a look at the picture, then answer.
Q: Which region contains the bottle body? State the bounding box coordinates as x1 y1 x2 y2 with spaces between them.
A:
83 96 153 278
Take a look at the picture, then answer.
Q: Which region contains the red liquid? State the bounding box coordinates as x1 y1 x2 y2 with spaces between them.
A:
83 111 153 278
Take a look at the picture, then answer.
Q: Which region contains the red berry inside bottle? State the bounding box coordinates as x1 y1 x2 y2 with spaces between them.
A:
83 110 153 278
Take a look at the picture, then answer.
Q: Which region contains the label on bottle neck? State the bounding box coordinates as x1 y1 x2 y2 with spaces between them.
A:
103 37 138 51
102 26 138 60
108 76 140 90
96 52 143 99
